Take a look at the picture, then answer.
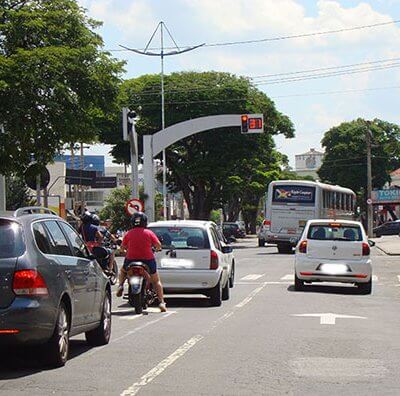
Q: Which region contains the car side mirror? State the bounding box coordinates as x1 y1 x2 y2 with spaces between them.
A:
222 246 233 254
368 240 376 247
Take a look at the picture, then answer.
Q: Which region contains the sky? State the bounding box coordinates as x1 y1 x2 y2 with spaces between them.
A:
77 0 400 167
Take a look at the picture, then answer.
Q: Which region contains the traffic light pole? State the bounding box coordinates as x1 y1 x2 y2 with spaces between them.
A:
366 122 373 238
123 107 139 199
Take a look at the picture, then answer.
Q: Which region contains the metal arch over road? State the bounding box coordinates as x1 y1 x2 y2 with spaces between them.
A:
144 114 248 221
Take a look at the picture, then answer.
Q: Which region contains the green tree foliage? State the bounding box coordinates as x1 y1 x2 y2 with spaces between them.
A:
108 71 294 221
318 119 400 194
0 0 124 175
6 174 35 210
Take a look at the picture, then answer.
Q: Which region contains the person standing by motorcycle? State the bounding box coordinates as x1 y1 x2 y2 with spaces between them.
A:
91 214 118 273
117 212 167 312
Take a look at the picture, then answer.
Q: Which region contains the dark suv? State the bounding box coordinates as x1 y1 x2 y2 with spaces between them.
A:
0 207 111 367
222 222 246 239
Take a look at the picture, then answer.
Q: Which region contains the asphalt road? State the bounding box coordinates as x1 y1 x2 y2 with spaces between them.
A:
1 237 400 395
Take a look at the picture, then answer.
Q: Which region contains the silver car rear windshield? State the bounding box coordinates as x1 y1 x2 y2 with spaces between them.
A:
0 220 25 259
307 224 362 241
149 227 210 249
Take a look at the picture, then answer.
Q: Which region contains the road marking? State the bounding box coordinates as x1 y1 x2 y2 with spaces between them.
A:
120 335 204 396
240 274 264 281
372 275 378 282
291 313 367 325
281 274 294 281
235 283 267 308
265 281 292 285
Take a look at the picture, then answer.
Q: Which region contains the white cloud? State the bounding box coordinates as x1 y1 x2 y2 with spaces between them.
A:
78 0 158 42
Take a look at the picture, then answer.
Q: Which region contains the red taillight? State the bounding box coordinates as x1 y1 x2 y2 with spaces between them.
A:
299 240 307 254
0 329 19 334
13 270 48 296
263 220 271 230
210 251 219 270
362 242 370 256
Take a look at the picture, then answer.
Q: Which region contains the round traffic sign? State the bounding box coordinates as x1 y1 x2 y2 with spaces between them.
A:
24 163 50 190
125 198 144 216
367 198 373 205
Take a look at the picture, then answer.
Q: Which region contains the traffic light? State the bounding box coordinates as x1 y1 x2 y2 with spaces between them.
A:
241 115 248 133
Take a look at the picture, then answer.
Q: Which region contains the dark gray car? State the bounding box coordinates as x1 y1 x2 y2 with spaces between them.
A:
0 209 111 367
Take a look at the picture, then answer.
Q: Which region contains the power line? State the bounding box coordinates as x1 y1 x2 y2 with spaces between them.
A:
107 19 400 52
122 61 400 97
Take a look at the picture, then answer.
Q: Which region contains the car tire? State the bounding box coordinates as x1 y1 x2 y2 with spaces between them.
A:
46 302 70 367
85 290 112 346
209 279 222 307
294 273 304 291
222 278 230 301
258 238 265 247
229 263 235 288
358 279 372 295
278 244 292 254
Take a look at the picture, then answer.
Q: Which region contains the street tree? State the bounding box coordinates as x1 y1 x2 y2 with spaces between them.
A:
107 71 294 222
0 0 124 175
5 174 35 210
318 118 400 195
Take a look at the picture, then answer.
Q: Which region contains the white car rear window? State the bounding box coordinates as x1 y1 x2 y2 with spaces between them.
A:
149 227 210 249
307 224 362 241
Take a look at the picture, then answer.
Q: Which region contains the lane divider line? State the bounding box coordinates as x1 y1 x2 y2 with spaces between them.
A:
120 335 204 396
235 283 267 308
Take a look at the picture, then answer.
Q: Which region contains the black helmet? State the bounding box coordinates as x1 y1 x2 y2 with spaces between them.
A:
91 214 100 226
81 212 93 224
131 212 148 228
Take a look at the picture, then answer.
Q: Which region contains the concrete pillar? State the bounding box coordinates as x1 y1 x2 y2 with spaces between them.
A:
143 135 155 222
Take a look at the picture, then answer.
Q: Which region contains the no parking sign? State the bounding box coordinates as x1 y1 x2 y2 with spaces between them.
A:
125 198 144 216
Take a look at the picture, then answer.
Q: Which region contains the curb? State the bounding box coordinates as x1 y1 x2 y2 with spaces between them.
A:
375 245 400 256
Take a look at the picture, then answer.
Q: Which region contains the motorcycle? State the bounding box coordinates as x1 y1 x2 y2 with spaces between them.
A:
124 262 157 314
92 245 119 285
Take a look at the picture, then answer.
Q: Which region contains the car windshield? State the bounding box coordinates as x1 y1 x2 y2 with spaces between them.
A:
307 224 363 241
149 226 210 249
0 220 25 259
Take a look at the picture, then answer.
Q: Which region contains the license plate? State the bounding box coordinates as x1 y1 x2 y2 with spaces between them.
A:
319 264 349 274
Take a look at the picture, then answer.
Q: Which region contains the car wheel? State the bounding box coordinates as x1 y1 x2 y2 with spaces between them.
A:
294 273 304 291
258 238 265 247
109 261 118 286
222 278 230 301
46 302 70 367
85 290 112 346
209 279 222 307
278 244 292 254
229 263 235 288
358 279 372 295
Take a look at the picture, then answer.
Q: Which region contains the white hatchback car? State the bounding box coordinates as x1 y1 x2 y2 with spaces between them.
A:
294 219 373 294
148 220 235 306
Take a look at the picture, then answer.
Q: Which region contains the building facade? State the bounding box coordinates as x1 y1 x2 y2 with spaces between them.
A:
295 148 324 179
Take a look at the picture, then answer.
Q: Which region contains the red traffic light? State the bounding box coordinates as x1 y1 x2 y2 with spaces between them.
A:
241 115 249 133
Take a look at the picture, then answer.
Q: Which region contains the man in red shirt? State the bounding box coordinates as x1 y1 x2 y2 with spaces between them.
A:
117 212 166 312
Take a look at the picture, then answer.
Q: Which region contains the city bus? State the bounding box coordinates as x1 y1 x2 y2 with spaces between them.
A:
258 180 356 253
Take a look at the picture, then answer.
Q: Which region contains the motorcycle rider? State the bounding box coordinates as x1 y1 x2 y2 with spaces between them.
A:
91 214 118 273
79 212 103 250
117 212 167 312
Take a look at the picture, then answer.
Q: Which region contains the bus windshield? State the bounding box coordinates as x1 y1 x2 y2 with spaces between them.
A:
272 185 316 205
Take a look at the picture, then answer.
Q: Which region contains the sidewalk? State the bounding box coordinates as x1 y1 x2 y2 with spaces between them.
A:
373 236 400 256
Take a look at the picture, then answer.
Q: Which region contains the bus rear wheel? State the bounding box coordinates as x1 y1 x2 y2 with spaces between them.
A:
277 244 293 254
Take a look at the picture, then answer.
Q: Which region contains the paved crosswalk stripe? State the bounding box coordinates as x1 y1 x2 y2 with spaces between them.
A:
241 274 264 281
281 274 294 281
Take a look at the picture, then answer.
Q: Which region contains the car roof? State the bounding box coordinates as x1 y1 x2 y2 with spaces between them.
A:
0 213 65 226
306 219 362 226
148 220 211 228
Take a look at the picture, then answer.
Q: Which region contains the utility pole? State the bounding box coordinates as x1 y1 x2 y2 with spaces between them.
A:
366 121 373 238
123 108 139 199
120 22 204 220
0 175 6 211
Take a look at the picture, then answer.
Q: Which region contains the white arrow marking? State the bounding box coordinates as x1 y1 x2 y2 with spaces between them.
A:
292 313 367 325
